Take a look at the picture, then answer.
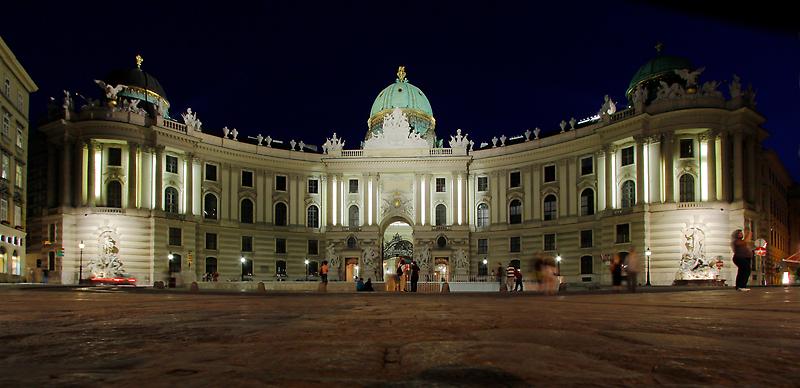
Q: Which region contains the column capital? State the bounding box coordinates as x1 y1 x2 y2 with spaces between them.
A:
661 131 675 143
698 133 709 142
633 134 647 143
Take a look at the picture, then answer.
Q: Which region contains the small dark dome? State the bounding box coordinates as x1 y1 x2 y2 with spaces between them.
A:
626 53 692 102
104 68 168 100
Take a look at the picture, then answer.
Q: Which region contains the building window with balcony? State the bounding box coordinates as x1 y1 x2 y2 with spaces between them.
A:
165 155 178 174
477 176 488 192
476 203 489 228
348 205 360 226
580 188 595 216
203 193 218 219
621 180 636 208
621 146 634 166
164 187 179 214
435 204 446 226
307 205 319 228
679 174 695 202
543 194 557 221
544 233 556 251
106 181 122 208
436 177 446 192
509 171 521 188
509 199 522 224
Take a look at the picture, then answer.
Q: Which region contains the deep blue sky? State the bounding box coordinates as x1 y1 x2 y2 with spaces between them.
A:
4 1 799 180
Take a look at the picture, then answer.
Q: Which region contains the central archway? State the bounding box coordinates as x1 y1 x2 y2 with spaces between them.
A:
380 216 414 287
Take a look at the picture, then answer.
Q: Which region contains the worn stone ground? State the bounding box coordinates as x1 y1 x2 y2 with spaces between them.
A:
1 287 798 387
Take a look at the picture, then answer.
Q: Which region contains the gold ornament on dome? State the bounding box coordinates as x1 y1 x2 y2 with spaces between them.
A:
135 54 144 69
397 66 406 82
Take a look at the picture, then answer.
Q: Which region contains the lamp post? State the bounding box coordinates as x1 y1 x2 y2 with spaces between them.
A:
304 259 310 280
645 247 652 286
240 257 246 281
78 240 85 284
555 254 562 275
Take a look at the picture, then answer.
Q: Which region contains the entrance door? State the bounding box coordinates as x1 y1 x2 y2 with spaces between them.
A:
434 257 449 282
345 257 359 282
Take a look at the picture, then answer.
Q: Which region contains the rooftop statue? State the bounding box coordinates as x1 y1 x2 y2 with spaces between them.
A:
674 67 705 88
181 108 203 132
448 129 470 154
94 80 127 105
729 74 742 98
363 108 429 150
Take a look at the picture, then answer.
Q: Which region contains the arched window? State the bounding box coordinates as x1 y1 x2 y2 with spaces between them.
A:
580 255 593 275
307 205 319 228
435 204 447 226
437 236 447 248
346 236 357 249
348 205 359 226
274 202 287 226
205 257 218 274
509 199 522 224
164 187 179 214
106 181 122 208
621 180 636 209
580 188 595 216
543 194 557 221
240 198 254 224
203 193 218 220
679 174 695 202
476 203 489 228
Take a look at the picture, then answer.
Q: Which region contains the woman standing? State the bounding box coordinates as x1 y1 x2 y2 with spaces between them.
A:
732 229 753 291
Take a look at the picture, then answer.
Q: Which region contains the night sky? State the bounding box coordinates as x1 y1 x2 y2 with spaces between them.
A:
3 1 799 179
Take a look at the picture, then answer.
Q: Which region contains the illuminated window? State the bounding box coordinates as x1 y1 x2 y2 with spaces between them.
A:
543 194 557 220
435 204 446 226
621 180 636 208
307 205 319 228
164 187 179 213
476 203 489 227
679 174 695 202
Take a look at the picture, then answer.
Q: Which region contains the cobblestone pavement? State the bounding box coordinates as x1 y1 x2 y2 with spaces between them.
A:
1 287 798 387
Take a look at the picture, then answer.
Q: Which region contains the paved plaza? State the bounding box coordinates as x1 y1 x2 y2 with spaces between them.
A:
1 287 799 387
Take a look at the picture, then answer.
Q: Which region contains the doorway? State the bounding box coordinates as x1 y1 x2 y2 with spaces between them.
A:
434 257 449 282
345 257 359 281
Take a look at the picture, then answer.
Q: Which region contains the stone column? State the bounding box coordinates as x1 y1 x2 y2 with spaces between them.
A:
706 131 717 201
87 141 97 207
46 143 57 207
490 171 500 224
647 137 661 204
558 160 568 216
604 146 614 209
567 157 577 216
531 164 541 220
60 140 73 207
73 140 84 207
635 137 645 205
663 133 675 203
746 134 757 203
498 172 508 223
154 145 164 210
415 173 422 225
319 174 327 228
450 173 456 225
733 132 744 201
427 174 434 225
185 153 194 215
127 142 138 209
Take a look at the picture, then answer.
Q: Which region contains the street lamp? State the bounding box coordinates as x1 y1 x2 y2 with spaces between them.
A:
555 254 562 275
645 247 652 286
240 256 246 281
304 259 310 280
78 240 85 284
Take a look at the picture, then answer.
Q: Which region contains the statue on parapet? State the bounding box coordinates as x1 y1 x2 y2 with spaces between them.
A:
94 80 127 106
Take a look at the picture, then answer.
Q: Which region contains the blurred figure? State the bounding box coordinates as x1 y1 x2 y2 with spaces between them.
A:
627 248 640 293
534 257 544 292
496 262 505 290
410 260 420 292
611 254 623 292
506 262 516 293
541 257 558 295
732 229 752 291
513 267 524 292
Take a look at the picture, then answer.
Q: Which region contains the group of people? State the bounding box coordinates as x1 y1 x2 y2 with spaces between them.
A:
495 255 559 294
201 272 219 282
355 277 374 291
394 259 421 292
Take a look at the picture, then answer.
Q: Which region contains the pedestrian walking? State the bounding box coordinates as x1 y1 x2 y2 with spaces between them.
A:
732 229 752 291
513 267 524 292
626 247 640 293
506 263 516 293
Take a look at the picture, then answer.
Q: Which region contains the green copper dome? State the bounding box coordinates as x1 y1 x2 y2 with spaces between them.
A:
626 49 693 100
367 66 436 141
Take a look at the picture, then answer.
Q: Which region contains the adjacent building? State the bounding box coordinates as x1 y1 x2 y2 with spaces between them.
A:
26 50 795 287
0 37 37 282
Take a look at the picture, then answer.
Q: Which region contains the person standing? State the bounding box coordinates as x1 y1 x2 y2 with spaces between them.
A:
496 262 505 290
732 229 753 291
506 263 516 293
320 260 329 292
410 260 420 292
626 247 641 293
513 267 524 292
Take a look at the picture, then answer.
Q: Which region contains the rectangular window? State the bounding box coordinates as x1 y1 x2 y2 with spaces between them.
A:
349 179 359 193
2 79 9 96
510 236 521 253
680 139 694 158
509 171 521 188
48 224 57 242
14 205 21 227
15 125 23 148
241 236 253 252
241 170 253 187
15 164 22 188
580 256 593 275
276 175 287 191
2 111 9 136
108 147 122 166
616 224 630 244
544 165 556 182
308 239 318 255
581 156 593 176
477 176 488 192
435 177 446 192
0 198 7 222
205 163 217 181
276 238 287 254
168 227 182 246
580 230 593 248
544 233 556 251
17 92 23 110
621 146 634 166
165 155 178 174
205 233 217 250
478 238 488 254
307 179 319 194
2 154 9 180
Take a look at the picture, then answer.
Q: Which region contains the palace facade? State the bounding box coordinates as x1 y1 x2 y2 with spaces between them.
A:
26 51 795 287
